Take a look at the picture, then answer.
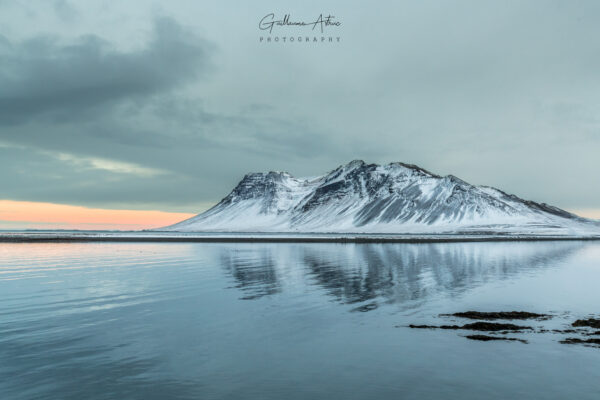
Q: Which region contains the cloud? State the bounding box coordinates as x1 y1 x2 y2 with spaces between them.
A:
0 14 346 188
0 2 599 213
53 0 78 22
0 16 212 125
1 140 167 178
53 152 167 177
0 143 205 210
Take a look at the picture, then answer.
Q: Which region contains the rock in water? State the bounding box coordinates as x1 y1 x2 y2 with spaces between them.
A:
465 335 527 343
572 318 600 329
445 311 550 320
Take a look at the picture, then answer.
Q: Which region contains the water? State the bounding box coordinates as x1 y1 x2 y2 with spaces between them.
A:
1 241 600 399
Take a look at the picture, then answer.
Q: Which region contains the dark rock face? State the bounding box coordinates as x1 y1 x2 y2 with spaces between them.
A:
572 318 600 329
445 311 550 320
222 171 291 213
297 162 512 226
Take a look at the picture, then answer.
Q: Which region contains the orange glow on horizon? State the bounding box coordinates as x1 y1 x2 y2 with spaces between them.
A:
570 209 600 220
0 200 196 231
0 200 597 231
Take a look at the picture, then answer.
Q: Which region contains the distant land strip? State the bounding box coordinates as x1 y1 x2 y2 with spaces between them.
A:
1 233 600 243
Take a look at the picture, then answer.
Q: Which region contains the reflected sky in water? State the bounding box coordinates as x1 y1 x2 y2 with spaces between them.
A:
1 241 600 399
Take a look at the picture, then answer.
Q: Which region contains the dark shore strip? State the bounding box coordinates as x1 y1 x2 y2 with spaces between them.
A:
1 234 599 243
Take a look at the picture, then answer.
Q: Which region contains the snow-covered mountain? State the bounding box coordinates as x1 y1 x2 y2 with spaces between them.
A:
161 160 599 235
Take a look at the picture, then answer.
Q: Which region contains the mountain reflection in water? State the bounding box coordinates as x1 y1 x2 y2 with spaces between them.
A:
219 241 582 308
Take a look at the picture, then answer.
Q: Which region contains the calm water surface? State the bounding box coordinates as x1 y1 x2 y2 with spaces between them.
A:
1 241 600 399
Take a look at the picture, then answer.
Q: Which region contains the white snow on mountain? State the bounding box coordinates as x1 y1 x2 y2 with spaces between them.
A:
161 160 600 235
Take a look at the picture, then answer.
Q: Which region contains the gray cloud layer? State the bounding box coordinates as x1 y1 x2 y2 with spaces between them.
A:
0 1 599 214
0 17 210 125
0 12 347 210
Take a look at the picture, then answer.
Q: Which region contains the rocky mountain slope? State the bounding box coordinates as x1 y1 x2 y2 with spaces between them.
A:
161 160 598 235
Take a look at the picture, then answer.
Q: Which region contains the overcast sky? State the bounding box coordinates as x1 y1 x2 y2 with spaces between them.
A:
1 0 599 215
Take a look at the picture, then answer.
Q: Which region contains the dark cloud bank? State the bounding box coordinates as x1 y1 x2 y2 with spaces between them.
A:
0 17 210 125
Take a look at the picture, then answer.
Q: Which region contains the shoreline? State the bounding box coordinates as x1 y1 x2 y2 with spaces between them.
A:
1 232 600 243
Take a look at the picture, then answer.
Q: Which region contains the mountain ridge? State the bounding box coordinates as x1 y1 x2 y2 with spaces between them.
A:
161 160 596 235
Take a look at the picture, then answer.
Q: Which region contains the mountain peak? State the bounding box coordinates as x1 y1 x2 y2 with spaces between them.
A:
346 159 366 167
386 162 440 177
161 161 597 235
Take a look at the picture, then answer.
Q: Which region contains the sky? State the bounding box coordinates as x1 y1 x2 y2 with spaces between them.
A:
1 0 599 229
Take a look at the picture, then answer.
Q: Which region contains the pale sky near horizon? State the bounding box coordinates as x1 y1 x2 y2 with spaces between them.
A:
1 1 599 229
